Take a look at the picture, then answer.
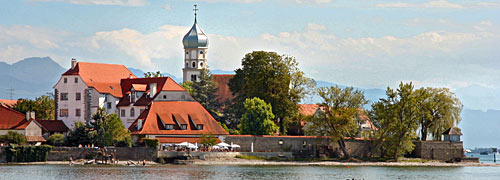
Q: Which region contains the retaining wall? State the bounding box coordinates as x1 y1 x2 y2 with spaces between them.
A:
413 141 464 161
48 147 156 161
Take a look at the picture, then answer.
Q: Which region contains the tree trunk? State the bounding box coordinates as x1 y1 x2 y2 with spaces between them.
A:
421 127 428 141
338 140 351 161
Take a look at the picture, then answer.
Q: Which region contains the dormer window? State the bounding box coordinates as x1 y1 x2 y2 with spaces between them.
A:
181 124 187 130
166 124 174 130
131 91 136 103
197 124 203 130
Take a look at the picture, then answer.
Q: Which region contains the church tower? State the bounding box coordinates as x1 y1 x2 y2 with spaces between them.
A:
182 5 208 82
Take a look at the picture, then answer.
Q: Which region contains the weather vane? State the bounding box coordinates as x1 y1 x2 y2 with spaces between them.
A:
193 4 199 19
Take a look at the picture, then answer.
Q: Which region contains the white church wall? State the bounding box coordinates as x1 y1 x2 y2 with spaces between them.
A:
54 75 87 128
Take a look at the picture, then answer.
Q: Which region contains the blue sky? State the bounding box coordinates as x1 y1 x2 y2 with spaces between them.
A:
1 0 500 110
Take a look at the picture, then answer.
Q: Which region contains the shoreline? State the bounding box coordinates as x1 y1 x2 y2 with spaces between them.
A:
2 159 498 167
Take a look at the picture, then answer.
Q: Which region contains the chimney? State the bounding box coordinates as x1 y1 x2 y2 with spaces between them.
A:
71 58 77 69
149 83 157 98
26 111 35 120
137 119 143 130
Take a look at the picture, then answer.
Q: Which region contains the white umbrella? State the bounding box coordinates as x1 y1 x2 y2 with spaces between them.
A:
231 144 240 148
211 145 220 149
216 142 230 147
176 142 194 147
187 144 198 149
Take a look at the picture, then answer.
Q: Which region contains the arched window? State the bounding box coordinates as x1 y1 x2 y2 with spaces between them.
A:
186 51 189 54
200 62 204 67
200 51 204 54
186 62 189 67
192 62 196 68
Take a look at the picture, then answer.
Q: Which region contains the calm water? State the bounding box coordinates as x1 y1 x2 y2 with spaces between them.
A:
466 153 500 164
0 165 500 180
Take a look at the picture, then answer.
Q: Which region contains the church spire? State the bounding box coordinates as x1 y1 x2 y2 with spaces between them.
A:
193 4 199 23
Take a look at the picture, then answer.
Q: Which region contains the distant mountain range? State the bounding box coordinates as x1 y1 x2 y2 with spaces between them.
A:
0 57 498 148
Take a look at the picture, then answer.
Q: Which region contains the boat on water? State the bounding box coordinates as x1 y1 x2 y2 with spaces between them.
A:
464 149 471 153
480 152 489 155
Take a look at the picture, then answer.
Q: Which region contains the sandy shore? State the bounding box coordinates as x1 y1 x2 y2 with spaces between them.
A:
192 158 499 167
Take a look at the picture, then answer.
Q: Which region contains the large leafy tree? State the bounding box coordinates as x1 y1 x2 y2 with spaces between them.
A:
370 82 420 159
90 107 132 147
228 51 314 134
239 97 278 135
10 93 54 120
304 86 367 160
66 121 92 147
415 87 462 141
181 68 221 119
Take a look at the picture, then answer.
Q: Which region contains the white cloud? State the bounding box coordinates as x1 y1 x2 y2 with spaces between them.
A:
32 0 147 6
376 0 463 9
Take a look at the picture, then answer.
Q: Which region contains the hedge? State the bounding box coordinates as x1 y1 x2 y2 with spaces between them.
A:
5 145 53 162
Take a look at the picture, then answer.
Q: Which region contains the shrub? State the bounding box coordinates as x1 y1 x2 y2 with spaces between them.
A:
1 131 27 145
5 145 52 162
48 133 65 146
143 138 159 148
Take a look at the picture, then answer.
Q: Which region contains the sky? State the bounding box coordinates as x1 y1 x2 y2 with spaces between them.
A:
0 0 499 110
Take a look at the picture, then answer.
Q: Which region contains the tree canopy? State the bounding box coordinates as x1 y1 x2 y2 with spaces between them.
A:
239 97 278 135
181 68 221 119
304 86 367 160
10 93 54 120
228 51 314 134
144 71 163 78
90 107 132 147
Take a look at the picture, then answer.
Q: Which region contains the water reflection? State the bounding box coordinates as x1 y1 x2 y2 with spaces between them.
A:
0 165 499 180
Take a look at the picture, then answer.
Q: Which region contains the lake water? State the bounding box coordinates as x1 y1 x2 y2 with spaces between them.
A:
1 165 500 180
466 153 500 164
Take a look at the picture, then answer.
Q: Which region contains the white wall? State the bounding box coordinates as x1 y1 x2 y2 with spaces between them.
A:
54 75 87 128
118 105 146 129
154 91 194 101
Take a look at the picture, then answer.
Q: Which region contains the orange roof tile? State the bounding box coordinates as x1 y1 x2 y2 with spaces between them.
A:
62 62 136 97
212 75 234 103
117 77 185 107
0 99 17 108
132 84 147 91
129 101 228 135
156 137 221 144
298 104 319 116
0 105 29 130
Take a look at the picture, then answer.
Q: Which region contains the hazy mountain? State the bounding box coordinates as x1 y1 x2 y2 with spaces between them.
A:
0 57 65 100
128 68 182 83
460 109 500 149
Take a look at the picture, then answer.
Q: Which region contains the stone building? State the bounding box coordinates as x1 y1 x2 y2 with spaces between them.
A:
53 59 136 128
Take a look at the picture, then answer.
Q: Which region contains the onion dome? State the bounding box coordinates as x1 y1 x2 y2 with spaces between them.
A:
182 18 209 48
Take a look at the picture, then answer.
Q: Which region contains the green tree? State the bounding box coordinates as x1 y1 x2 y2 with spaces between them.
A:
66 121 92 146
239 97 278 135
0 131 27 145
304 86 367 160
415 87 462 141
201 133 218 147
228 51 313 134
181 68 221 119
144 71 163 77
10 93 54 120
370 82 420 159
90 107 132 147
48 133 65 146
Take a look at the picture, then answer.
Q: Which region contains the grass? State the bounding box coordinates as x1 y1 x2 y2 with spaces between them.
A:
234 155 266 160
398 157 429 163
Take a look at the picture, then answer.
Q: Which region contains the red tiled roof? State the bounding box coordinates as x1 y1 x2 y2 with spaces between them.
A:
156 137 221 144
0 105 29 130
25 136 47 142
0 99 17 108
37 120 69 132
298 104 319 116
129 101 228 135
117 77 185 107
212 75 234 103
62 62 136 97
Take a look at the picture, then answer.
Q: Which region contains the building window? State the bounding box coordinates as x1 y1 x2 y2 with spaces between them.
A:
200 62 204 67
163 95 167 99
121 109 126 117
186 51 189 54
131 91 136 103
140 109 144 114
107 102 112 109
181 124 187 130
197 124 203 130
74 77 78 83
64 78 67 83
60 93 68 101
60 109 69 117
75 109 81 117
192 62 196 68
166 124 174 130
186 62 189 67
75 92 81 101
130 108 135 117
200 51 204 54
191 75 197 81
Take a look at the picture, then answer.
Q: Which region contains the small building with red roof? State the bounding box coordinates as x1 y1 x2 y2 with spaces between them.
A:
54 59 136 128
115 77 228 145
0 106 46 145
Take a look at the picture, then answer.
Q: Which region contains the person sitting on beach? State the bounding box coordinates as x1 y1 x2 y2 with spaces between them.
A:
142 160 146 166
